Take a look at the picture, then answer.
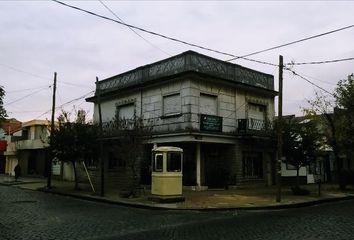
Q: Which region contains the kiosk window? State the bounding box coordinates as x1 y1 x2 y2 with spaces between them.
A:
154 154 163 172
167 152 182 172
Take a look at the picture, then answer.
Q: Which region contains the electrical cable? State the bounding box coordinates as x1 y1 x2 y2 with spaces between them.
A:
35 90 94 119
52 0 277 67
284 68 334 96
98 0 171 56
6 85 52 93
286 57 354 66
0 63 49 80
4 85 52 106
227 24 354 62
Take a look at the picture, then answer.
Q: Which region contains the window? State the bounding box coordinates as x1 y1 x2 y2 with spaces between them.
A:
154 154 163 172
116 104 135 119
242 152 263 179
248 103 266 130
167 152 182 172
248 103 266 120
200 93 217 115
163 94 181 116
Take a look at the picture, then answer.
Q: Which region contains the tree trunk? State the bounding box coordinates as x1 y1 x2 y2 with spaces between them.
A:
296 166 300 188
325 114 344 189
72 161 79 190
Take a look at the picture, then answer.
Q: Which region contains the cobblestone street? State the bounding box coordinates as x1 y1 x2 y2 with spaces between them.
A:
1 185 354 240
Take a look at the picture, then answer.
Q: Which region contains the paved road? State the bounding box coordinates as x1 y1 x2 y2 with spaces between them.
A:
1 185 354 240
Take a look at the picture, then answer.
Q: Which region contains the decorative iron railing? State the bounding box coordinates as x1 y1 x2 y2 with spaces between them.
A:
237 118 273 133
97 51 274 95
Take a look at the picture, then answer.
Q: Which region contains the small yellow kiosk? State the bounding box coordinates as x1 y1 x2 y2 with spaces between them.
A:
150 146 185 202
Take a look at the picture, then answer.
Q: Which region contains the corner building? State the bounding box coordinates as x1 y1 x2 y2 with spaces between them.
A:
87 51 277 190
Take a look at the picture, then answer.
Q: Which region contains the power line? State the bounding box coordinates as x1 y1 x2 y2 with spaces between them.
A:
52 0 277 67
6 85 52 93
58 80 94 89
98 0 171 57
286 57 354 66
1 62 93 90
284 68 334 96
35 90 94 119
4 86 52 106
287 68 336 86
227 24 354 62
0 63 49 80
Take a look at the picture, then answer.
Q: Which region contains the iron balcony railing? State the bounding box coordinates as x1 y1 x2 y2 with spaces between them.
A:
237 118 273 133
97 51 274 95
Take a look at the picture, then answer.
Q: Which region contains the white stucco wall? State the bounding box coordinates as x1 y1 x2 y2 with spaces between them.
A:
63 162 75 181
93 78 275 134
281 162 307 177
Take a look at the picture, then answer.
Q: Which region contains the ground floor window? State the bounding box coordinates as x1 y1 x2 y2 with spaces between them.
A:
242 152 263 179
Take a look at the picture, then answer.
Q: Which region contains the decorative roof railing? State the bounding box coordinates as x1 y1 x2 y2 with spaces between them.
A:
97 51 274 94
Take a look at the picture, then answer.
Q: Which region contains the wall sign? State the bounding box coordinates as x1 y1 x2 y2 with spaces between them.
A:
200 114 223 132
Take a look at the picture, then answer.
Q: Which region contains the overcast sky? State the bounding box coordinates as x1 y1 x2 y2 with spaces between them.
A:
1 1 353 122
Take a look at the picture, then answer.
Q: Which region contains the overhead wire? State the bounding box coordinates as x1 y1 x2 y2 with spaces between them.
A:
6 85 52 93
0 63 50 80
53 1 354 69
227 24 354 62
52 0 277 67
286 68 336 86
284 67 334 96
35 90 95 119
4 85 52 107
286 57 354 66
98 0 171 57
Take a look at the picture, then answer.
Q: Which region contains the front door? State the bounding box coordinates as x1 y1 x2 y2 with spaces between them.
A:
204 144 229 188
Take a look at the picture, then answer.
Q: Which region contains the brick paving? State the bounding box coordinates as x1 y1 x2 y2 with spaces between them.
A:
1 184 354 240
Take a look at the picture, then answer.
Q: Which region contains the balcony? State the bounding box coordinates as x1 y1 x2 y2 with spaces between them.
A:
96 51 274 95
16 139 49 150
237 118 273 135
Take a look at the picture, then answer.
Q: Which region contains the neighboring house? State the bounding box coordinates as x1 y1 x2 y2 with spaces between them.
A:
311 108 354 183
281 112 354 185
0 118 22 174
86 51 277 190
281 161 309 185
4 119 50 177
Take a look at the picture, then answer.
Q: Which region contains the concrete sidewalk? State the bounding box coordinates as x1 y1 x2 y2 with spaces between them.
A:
1 174 353 210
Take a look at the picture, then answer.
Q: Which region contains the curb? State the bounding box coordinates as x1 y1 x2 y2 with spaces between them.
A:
35 187 354 212
3 183 353 211
0 181 43 186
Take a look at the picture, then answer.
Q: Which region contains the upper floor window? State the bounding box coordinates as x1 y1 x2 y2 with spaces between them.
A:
248 103 266 120
200 93 217 115
116 103 135 120
163 93 181 117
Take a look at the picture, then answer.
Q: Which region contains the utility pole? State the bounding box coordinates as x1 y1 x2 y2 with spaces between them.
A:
96 77 105 196
47 72 57 189
276 55 283 202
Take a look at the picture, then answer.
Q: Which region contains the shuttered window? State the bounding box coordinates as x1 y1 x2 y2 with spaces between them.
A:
116 104 135 119
200 93 217 115
248 103 266 130
248 103 266 121
163 93 181 116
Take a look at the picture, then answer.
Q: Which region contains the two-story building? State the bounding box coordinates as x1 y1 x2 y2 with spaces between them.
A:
4 119 50 177
87 51 277 190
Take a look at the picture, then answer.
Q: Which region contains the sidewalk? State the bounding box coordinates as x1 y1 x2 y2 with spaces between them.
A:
1 174 353 210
